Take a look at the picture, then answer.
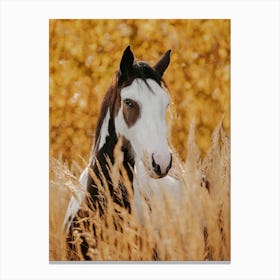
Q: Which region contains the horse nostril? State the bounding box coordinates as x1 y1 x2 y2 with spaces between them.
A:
152 154 161 176
166 153 172 173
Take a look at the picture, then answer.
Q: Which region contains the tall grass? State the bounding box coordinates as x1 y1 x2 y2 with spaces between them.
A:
49 121 230 261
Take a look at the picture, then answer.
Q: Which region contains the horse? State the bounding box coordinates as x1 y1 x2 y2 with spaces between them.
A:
63 46 181 260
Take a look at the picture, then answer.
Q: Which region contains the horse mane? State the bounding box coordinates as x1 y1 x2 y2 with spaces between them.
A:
118 61 162 87
93 60 165 151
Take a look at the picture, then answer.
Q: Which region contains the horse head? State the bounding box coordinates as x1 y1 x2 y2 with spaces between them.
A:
114 46 172 179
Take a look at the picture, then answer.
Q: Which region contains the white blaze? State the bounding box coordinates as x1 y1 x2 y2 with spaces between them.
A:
115 78 171 174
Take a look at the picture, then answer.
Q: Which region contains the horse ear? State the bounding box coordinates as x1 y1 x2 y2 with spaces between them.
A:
120 46 134 76
154 49 171 77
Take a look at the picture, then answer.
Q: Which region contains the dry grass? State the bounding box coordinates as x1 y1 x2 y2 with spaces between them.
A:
49 121 230 261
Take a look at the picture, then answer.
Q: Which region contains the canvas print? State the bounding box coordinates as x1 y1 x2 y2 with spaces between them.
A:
49 19 230 261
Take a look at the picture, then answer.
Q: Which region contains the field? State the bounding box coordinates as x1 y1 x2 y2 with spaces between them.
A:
50 122 230 261
49 19 230 261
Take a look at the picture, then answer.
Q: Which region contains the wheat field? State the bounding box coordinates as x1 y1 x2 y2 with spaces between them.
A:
49 121 230 261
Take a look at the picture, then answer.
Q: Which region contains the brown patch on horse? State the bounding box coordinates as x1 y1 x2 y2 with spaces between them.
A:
122 99 141 128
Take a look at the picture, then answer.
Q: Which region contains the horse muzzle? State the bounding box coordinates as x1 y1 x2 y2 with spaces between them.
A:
150 152 172 178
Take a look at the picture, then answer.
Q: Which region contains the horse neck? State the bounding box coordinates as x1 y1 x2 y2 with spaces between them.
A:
86 108 135 211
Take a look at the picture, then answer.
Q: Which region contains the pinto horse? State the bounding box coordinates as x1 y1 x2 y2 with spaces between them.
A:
64 46 181 259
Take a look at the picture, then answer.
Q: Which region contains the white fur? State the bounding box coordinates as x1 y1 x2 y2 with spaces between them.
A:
97 109 110 151
115 78 171 176
133 160 182 225
114 78 182 224
63 167 88 232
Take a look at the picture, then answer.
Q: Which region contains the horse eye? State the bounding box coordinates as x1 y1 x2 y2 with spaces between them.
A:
124 99 133 108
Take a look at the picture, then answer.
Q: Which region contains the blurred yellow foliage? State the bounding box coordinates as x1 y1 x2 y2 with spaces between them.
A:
50 19 230 166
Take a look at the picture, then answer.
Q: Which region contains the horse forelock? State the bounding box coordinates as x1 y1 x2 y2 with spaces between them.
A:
118 61 163 89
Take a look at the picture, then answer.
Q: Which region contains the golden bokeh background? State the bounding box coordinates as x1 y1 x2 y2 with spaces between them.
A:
49 19 230 166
